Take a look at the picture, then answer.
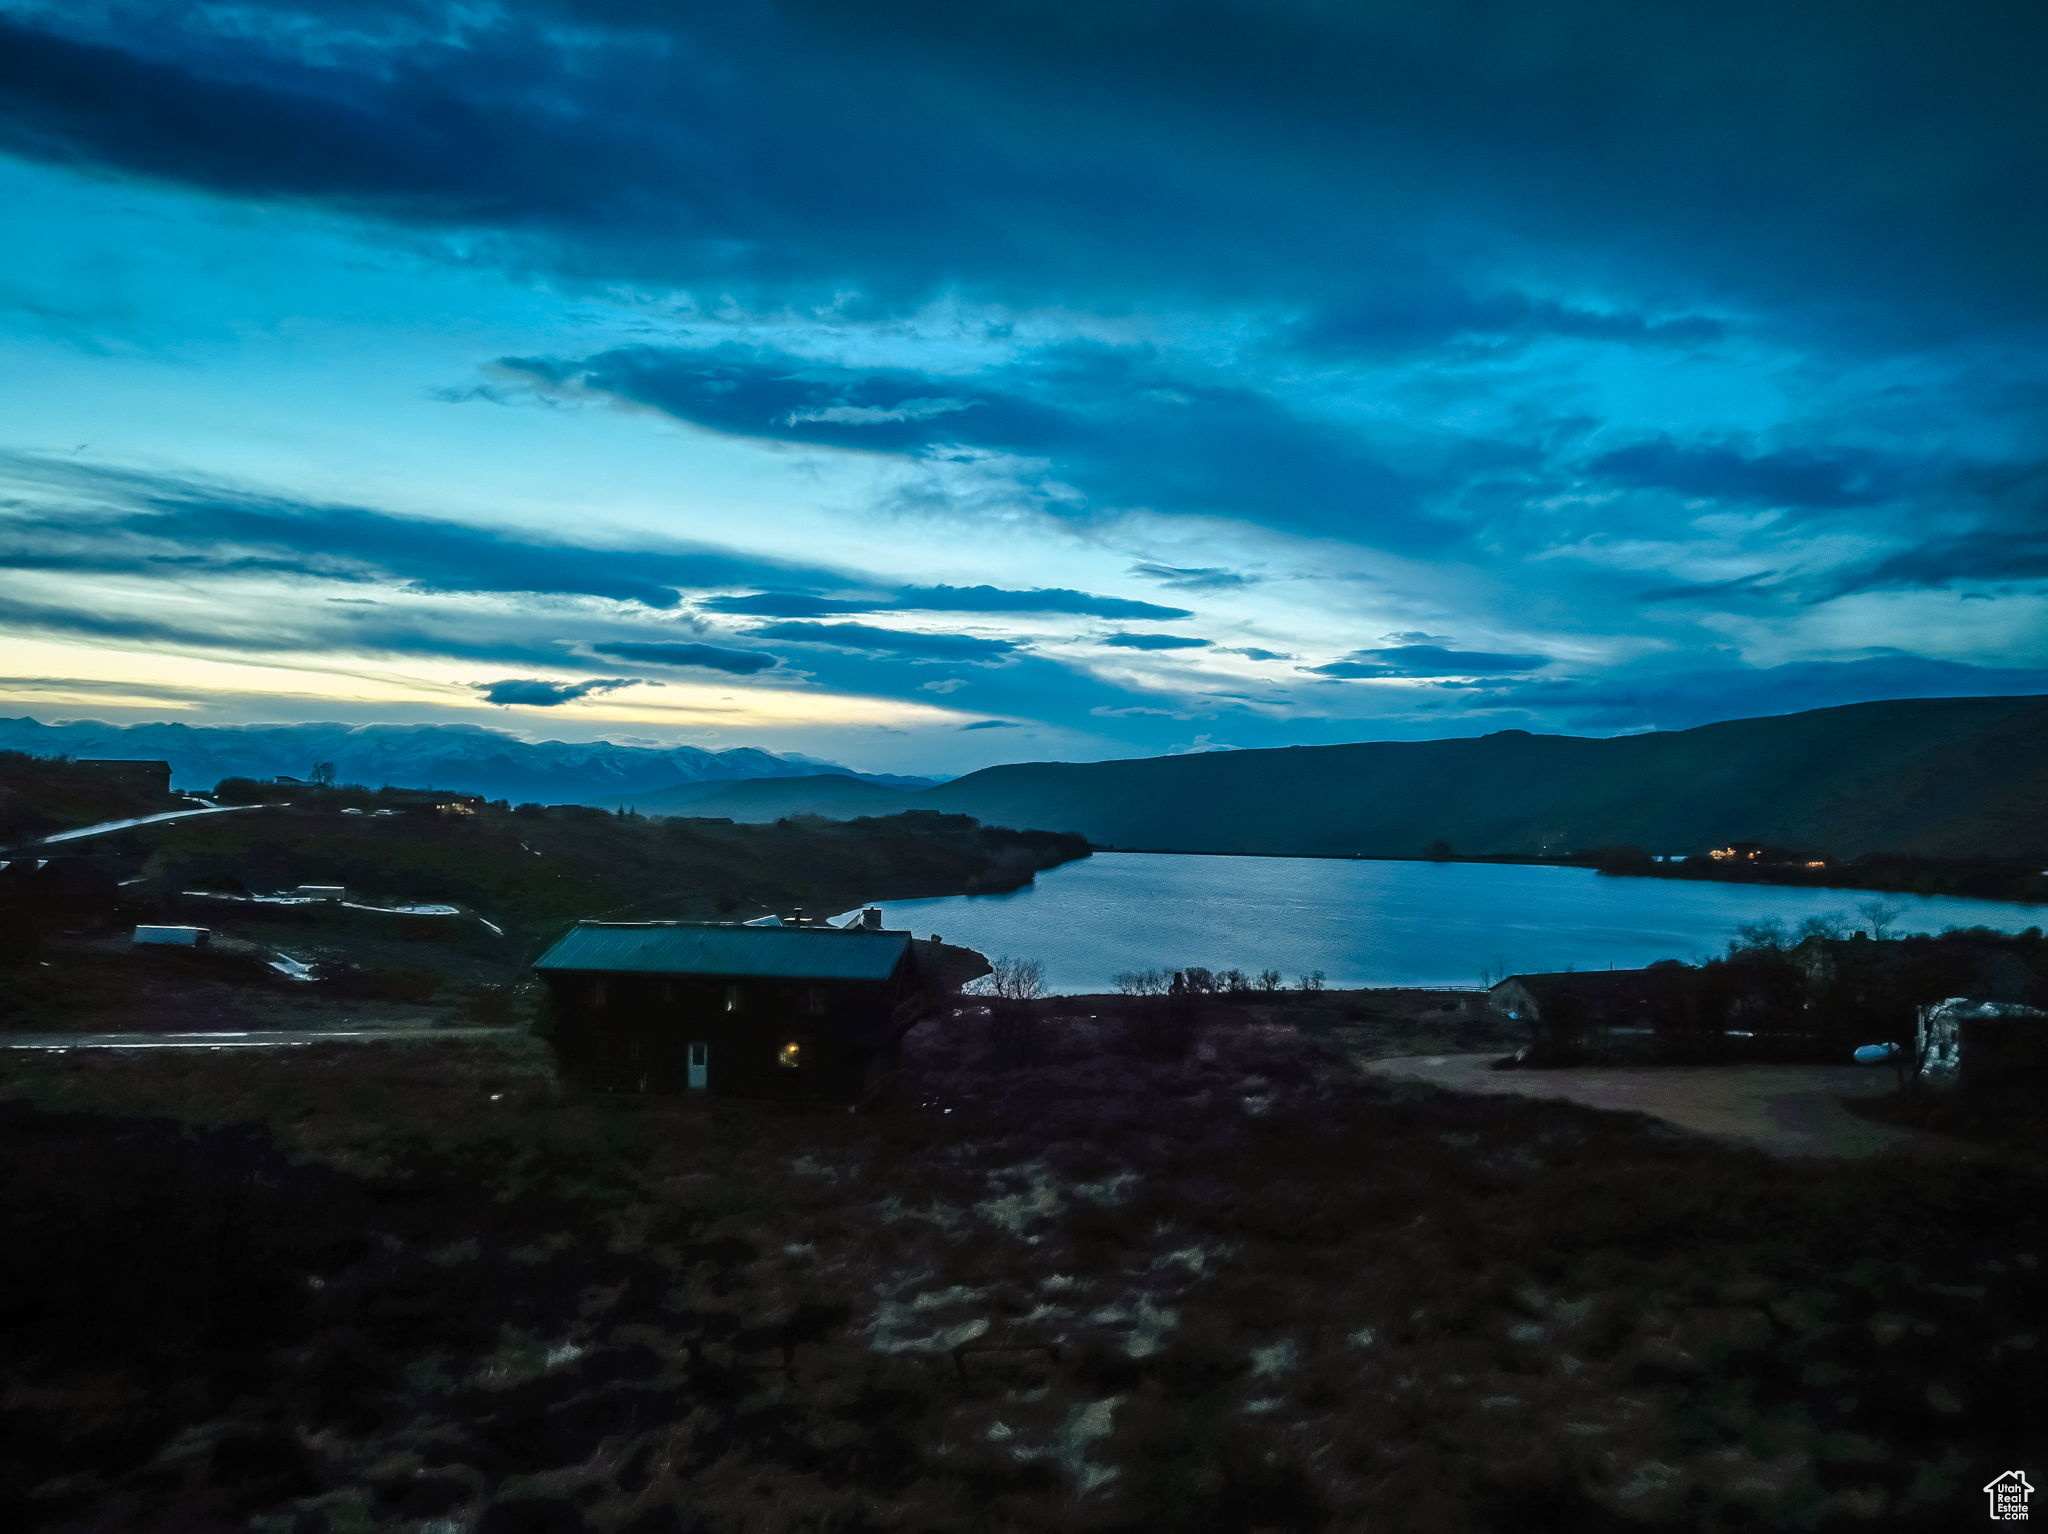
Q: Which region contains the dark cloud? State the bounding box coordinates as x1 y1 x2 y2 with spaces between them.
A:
1100 633 1213 651
1636 572 1784 604
1824 529 2048 598
498 342 1428 544
1451 655 2048 733
1588 437 1897 509
894 585 1190 619
7 2 2046 338
1289 286 1724 356
0 455 838 608
587 641 779 674
1307 645 1551 677
1129 562 1257 591
745 621 1021 661
700 584 1189 619
1223 647 1291 661
698 592 871 618
958 719 1019 730
472 677 648 707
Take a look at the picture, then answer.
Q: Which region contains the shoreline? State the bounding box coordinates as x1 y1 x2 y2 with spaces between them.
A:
1088 845 2048 908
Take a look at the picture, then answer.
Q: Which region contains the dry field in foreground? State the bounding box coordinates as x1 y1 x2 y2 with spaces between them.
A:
0 999 2040 1534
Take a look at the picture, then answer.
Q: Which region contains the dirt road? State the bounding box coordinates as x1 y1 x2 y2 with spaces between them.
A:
1365 1053 1972 1158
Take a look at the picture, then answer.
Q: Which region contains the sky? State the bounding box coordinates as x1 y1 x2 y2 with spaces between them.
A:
2 0 2046 775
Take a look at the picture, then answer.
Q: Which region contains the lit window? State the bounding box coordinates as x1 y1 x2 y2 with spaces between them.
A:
724 984 742 1013
777 1040 803 1069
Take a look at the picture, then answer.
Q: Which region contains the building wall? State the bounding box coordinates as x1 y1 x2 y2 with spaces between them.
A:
539 970 904 1099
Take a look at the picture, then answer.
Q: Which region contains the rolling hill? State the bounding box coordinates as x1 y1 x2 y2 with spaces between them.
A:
906 695 2048 859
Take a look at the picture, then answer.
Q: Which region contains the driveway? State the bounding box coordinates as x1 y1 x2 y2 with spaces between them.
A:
1364 1053 1972 1159
24 801 272 847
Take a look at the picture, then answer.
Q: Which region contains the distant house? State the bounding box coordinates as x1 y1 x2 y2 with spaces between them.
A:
77 759 172 797
533 919 944 1099
1489 962 1804 1063
378 789 485 818
1488 969 1692 1063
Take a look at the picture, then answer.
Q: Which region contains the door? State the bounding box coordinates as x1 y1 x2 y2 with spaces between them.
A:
686 1041 709 1091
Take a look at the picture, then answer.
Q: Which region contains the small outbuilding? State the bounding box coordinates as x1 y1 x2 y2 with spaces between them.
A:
1489 969 1681 1063
533 919 943 1099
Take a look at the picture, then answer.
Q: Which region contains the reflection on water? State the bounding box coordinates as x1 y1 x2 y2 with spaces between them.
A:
869 853 2048 994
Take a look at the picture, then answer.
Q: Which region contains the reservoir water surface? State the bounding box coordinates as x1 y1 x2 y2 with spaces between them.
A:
866 852 2048 993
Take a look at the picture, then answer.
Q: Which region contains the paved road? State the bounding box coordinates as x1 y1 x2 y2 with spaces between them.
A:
0 1028 520 1051
27 802 270 847
1365 1053 1972 1159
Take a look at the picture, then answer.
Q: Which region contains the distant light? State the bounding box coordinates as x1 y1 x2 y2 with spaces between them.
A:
778 1040 802 1069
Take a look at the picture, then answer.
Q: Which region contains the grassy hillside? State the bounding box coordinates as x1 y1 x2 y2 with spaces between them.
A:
617 773 913 822
913 695 2048 859
0 751 181 845
123 803 1089 942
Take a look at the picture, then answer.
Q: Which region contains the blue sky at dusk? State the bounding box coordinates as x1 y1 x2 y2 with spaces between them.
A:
2 1 2046 773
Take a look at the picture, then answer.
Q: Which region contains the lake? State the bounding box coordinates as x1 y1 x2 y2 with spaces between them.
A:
865 852 2048 993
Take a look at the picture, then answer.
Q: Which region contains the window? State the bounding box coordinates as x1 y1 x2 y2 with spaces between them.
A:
590 978 608 1009
777 1039 803 1070
805 985 825 1016
723 984 743 1013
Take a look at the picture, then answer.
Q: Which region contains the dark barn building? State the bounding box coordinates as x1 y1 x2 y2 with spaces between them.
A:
533 920 938 1099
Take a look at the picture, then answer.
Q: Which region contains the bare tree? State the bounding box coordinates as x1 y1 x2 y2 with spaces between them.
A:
1729 918 1791 956
1295 970 1326 992
1856 899 1906 940
981 956 1047 1004
976 956 1047 1063
1256 968 1283 994
1794 910 1850 942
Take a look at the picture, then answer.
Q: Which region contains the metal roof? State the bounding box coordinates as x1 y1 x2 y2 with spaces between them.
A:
533 921 911 981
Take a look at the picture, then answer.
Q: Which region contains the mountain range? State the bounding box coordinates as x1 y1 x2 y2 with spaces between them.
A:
13 695 2046 857
903 695 2048 859
600 773 921 821
0 718 937 804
